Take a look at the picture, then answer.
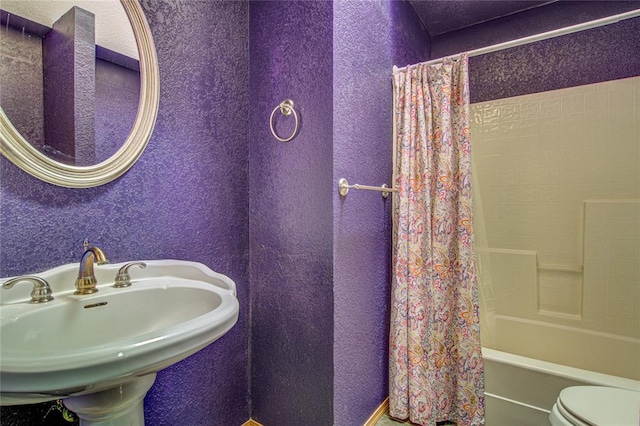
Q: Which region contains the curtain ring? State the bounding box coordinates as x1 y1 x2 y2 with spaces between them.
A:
270 99 298 142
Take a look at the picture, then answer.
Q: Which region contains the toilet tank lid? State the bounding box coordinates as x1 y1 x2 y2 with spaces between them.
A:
560 386 640 426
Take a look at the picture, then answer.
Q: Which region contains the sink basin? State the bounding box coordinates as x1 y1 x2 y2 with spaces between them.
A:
0 260 239 413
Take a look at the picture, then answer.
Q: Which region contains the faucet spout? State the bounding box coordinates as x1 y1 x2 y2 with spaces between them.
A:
75 246 109 295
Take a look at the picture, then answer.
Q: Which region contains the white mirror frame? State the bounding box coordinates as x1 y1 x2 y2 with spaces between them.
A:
0 0 159 188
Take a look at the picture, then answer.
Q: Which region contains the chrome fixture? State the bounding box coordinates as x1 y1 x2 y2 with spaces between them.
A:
75 242 109 295
2 276 54 303
338 178 397 198
270 99 299 142
114 262 147 288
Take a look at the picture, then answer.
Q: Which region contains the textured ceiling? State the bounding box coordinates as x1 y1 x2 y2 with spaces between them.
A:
409 0 557 36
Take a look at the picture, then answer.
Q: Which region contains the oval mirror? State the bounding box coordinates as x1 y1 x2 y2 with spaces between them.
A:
0 0 159 188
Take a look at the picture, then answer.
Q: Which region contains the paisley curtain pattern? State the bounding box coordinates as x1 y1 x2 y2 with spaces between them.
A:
389 55 485 426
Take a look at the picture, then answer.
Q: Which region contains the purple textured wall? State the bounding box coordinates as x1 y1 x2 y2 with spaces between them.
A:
411 0 550 36
42 6 96 165
140 2 249 424
248 2 334 425
427 3 640 103
468 16 640 103
332 2 429 425
95 58 140 163
0 25 45 150
1 18 139 165
7 1 634 425
431 1 640 58
0 1 249 425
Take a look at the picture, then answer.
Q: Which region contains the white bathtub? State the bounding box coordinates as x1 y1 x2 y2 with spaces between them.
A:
483 348 640 426
489 315 640 380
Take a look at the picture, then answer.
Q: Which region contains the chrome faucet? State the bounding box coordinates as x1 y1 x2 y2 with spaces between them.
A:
2 276 54 303
75 242 109 295
114 262 147 288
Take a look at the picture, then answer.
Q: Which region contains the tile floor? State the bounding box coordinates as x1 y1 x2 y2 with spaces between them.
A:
375 414 456 425
375 414 412 425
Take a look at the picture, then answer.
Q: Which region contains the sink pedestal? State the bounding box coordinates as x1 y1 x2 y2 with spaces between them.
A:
63 374 156 426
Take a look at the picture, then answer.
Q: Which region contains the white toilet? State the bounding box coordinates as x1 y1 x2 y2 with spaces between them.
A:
549 386 640 426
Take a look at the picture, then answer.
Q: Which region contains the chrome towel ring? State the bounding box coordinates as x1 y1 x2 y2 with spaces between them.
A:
270 99 298 142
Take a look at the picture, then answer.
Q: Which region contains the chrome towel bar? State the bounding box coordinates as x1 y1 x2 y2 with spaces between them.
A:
338 178 397 198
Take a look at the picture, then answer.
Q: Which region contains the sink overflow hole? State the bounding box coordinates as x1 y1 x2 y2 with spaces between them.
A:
84 302 108 309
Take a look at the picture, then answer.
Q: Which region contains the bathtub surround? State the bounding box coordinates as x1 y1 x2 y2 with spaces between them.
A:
446 10 640 426
470 77 640 380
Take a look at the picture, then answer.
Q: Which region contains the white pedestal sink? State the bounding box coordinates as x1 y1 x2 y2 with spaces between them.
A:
0 260 239 425
63 374 156 426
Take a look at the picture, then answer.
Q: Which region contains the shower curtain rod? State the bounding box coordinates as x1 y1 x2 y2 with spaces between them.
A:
393 9 640 72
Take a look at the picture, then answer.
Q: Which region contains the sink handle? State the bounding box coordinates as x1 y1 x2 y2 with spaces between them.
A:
2 276 54 303
114 262 147 288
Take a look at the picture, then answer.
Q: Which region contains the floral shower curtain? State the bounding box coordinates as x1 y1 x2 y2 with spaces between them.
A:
389 54 485 426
